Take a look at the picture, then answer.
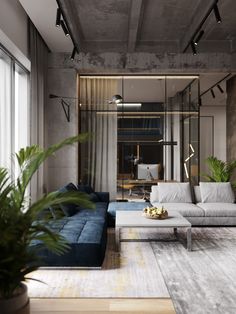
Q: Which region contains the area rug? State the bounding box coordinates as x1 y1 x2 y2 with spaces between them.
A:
149 227 236 314
27 229 169 298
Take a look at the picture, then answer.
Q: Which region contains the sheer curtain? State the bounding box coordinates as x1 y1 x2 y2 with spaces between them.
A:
0 50 12 171
29 21 48 201
80 77 118 200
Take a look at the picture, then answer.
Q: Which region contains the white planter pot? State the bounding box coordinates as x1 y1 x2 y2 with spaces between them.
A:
0 283 30 314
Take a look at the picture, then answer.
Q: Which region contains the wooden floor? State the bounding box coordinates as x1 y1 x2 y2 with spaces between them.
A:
31 298 176 314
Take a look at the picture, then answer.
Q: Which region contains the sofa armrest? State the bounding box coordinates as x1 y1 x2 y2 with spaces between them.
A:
96 192 110 203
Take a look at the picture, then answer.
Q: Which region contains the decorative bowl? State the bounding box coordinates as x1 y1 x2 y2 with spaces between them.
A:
142 206 168 219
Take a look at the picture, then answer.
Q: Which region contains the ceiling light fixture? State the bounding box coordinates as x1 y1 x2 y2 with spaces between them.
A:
194 30 204 45
211 89 215 98
70 47 77 60
56 8 61 27
117 103 142 107
217 84 224 93
61 20 70 37
191 41 197 55
183 2 222 54
213 4 222 23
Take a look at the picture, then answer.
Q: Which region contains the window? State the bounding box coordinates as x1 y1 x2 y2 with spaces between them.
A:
0 46 29 177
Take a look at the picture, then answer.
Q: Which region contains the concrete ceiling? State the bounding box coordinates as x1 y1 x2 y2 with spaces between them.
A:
19 0 236 54
57 0 236 53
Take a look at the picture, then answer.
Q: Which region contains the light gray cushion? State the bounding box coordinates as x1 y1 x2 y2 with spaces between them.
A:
150 185 159 204
197 203 236 217
199 182 235 203
194 186 201 203
158 182 192 203
151 202 205 217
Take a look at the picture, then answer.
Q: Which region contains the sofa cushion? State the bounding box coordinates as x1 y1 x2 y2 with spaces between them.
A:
158 182 192 203
150 185 159 204
151 202 205 217
193 186 201 203
31 218 107 267
197 203 236 217
199 182 235 203
88 192 101 202
77 184 94 194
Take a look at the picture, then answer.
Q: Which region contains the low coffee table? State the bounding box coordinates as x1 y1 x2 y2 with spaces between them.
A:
115 210 192 251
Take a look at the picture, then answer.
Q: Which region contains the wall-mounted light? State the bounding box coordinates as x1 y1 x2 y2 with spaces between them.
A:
56 8 61 27
213 4 222 24
109 94 123 104
49 94 72 122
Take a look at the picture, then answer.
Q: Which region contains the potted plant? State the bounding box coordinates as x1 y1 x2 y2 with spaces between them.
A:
0 134 94 314
202 156 236 187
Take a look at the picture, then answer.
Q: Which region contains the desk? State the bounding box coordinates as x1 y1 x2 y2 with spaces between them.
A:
117 179 159 197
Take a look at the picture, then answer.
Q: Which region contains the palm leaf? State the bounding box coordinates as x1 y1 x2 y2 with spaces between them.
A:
0 133 93 298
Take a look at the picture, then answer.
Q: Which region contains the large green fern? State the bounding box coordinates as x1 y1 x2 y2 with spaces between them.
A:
202 156 236 187
0 134 94 298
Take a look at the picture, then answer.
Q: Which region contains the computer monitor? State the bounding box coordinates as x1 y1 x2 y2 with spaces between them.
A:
137 164 159 180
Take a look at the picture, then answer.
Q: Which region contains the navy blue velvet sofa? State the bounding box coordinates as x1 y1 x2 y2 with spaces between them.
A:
32 183 109 267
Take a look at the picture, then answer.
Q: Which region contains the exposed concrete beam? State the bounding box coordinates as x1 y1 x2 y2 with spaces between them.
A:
180 0 218 53
81 40 231 54
48 52 235 74
127 0 143 52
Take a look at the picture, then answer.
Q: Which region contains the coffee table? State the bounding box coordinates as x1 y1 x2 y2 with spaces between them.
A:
115 210 192 251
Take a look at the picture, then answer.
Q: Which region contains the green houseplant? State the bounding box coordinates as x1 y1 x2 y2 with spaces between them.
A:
0 134 94 313
202 156 236 187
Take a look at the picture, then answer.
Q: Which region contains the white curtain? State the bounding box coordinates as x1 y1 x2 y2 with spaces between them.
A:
80 78 118 200
29 21 48 201
0 51 12 172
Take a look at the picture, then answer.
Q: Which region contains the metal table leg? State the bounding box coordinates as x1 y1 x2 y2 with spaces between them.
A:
187 227 192 251
115 227 120 252
174 227 178 237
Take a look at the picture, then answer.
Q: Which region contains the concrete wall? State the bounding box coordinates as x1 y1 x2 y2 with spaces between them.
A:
226 75 236 172
45 67 79 192
0 0 28 58
200 106 226 173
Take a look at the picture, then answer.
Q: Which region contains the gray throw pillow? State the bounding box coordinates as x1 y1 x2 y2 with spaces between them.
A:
199 182 235 203
158 182 192 203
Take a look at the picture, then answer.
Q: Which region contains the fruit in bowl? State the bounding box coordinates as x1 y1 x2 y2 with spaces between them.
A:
143 206 168 219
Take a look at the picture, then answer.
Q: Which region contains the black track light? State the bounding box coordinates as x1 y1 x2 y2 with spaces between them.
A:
191 41 197 55
199 98 202 106
56 8 61 27
70 47 77 60
211 89 215 98
194 30 204 46
217 84 224 93
213 4 222 23
61 20 69 36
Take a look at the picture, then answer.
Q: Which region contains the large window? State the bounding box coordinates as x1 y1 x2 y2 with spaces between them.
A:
0 47 29 177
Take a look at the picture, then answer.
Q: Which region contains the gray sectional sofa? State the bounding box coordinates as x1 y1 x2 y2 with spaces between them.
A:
108 182 236 226
150 182 236 226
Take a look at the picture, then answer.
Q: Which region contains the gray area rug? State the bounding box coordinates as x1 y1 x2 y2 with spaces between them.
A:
135 227 236 314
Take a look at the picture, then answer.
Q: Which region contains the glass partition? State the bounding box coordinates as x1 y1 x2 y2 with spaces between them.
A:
79 75 200 201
